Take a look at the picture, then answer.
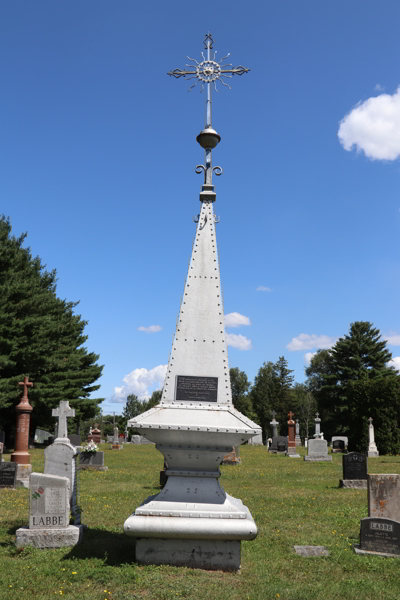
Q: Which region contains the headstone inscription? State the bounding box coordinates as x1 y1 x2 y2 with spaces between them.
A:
0 462 17 488
79 451 108 471
304 438 332 462
15 473 83 548
11 376 34 487
354 518 400 557
287 412 300 457
340 452 367 488
367 417 379 457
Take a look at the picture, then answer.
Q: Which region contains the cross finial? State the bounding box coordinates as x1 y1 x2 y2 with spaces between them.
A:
52 400 75 443
271 410 276 419
19 376 33 399
288 411 294 421
368 417 373 425
316 412 320 419
168 35 250 200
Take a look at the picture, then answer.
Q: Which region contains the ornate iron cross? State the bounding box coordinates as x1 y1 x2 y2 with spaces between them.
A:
168 34 250 195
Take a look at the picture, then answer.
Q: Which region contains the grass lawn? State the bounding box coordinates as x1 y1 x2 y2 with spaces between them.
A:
1 444 400 600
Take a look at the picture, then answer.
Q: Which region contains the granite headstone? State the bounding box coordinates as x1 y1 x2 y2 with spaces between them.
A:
304 438 332 462
355 518 400 557
0 462 17 488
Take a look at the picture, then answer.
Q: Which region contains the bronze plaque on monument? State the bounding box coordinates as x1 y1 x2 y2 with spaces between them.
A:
175 376 218 402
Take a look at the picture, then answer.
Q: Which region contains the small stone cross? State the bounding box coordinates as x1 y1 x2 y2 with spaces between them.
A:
288 411 294 421
52 401 75 442
271 410 276 420
19 376 33 399
368 417 373 426
315 412 320 419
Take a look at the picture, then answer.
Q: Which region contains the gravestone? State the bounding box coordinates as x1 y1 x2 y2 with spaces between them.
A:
354 518 400 557
331 436 348 453
34 428 53 445
11 377 34 488
295 419 301 447
15 473 83 548
79 451 108 471
313 412 322 439
293 545 330 557
270 436 288 454
304 438 332 462
88 426 101 444
44 400 81 526
287 411 300 457
68 434 81 447
367 417 379 457
222 446 241 465
248 432 263 445
340 452 367 488
111 426 122 449
0 462 17 488
368 474 400 521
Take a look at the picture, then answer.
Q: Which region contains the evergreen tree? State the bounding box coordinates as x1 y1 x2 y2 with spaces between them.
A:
273 356 294 425
123 390 162 422
289 383 317 440
229 367 257 421
0 216 103 438
305 321 400 451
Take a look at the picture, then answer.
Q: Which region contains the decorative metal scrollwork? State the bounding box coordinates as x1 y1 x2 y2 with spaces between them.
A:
213 166 223 176
195 165 206 175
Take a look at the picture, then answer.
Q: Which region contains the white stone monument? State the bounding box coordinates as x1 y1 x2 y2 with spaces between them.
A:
124 34 261 572
44 401 81 525
15 473 82 548
367 417 379 457
313 412 322 439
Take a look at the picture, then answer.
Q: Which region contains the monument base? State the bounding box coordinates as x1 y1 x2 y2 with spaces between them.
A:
353 545 400 558
111 444 123 450
15 525 84 548
16 464 32 488
79 465 108 471
304 456 332 462
287 448 300 458
339 479 367 489
135 538 240 571
368 451 379 457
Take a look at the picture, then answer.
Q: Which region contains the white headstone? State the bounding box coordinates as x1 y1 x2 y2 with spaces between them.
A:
52 401 75 443
368 417 379 457
29 473 69 529
304 438 332 462
44 441 80 524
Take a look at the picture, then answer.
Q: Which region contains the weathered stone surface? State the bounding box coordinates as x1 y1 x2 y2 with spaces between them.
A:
29 473 69 529
293 545 329 557
270 436 288 453
339 479 367 489
304 456 332 462
136 538 240 571
15 525 83 548
44 441 80 524
368 474 400 521
355 517 400 557
304 438 332 461
79 451 105 467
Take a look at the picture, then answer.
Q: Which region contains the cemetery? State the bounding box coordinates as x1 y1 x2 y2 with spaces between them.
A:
2 11 400 600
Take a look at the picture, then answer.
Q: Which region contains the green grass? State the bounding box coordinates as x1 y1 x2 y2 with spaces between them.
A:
1 445 400 600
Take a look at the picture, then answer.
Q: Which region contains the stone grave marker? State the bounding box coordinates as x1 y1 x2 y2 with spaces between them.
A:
0 462 17 488
293 545 330 557
11 376 34 487
295 419 301 447
15 473 83 548
287 411 300 457
340 452 367 488
367 417 379 457
79 450 108 471
368 474 400 521
68 434 82 447
44 400 81 526
304 438 332 462
331 436 348 453
313 412 322 439
248 432 263 445
355 518 400 557
270 436 288 454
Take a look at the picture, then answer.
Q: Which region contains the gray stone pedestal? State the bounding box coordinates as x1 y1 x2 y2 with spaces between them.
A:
304 439 332 462
339 479 367 489
16 525 84 548
136 538 240 571
16 464 32 488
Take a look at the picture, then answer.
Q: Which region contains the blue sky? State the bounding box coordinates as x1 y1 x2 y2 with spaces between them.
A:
2 1 400 414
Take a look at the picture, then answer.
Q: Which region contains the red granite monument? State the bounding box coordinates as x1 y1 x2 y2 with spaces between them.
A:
287 411 300 458
11 376 33 486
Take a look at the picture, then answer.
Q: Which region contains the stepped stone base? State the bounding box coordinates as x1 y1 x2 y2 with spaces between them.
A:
15 525 84 548
304 456 332 462
353 544 399 558
340 479 367 489
135 538 240 571
79 465 108 471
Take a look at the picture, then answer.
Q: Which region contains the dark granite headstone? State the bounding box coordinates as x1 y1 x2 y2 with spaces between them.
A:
359 518 400 556
68 434 82 447
343 452 367 480
0 462 17 488
332 440 345 452
270 436 288 453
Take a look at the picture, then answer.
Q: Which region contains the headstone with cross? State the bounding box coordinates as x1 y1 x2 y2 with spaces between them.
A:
44 401 81 525
11 376 34 487
287 411 300 458
313 412 322 439
52 401 75 443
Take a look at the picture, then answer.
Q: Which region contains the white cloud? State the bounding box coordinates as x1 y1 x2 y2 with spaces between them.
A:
112 364 167 403
388 357 400 371
304 352 316 366
338 87 400 160
384 333 400 346
224 312 251 328
257 286 271 292
226 333 252 351
287 333 336 352
138 325 163 333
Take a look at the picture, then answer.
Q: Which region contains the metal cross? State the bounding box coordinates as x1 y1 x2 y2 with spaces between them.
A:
19 376 33 399
168 34 250 191
52 400 75 442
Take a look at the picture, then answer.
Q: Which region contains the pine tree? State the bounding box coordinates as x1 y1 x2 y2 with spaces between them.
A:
0 216 103 438
306 321 400 451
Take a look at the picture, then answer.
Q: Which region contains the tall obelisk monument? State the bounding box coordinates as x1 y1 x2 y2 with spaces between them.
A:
124 34 261 572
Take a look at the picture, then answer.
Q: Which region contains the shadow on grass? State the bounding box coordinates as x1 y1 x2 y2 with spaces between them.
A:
63 527 137 566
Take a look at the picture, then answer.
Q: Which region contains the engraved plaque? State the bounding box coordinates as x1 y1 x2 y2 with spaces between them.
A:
175 376 218 402
343 452 367 480
45 488 66 514
360 518 400 555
